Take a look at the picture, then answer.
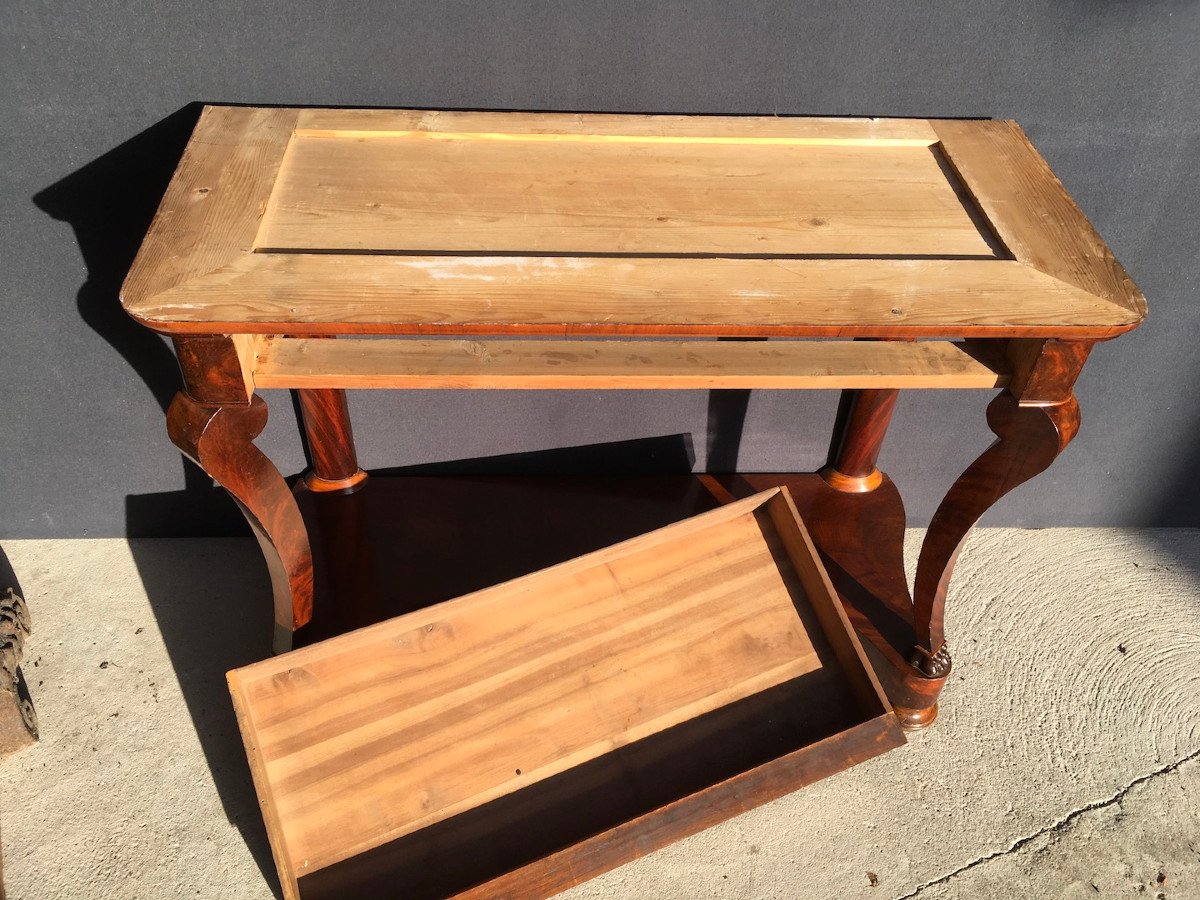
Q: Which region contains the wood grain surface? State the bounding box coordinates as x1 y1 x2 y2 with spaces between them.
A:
932 119 1146 318
256 136 995 257
166 393 313 635
120 106 1145 339
253 337 1010 390
228 489 901 897
293 108 942 142
912 339 1091 659
295 388 366 491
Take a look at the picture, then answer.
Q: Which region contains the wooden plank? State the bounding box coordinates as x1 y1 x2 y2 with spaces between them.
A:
236 495 815 871
129 255 1139 338
295 108 941 144
228 671 300 900
765 491 890 714
253 337 1010 390
228 489 900 896
256 136 995 257
932 119 1147 318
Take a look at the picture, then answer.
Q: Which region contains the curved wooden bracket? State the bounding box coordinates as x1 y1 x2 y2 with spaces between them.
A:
167 392 313 647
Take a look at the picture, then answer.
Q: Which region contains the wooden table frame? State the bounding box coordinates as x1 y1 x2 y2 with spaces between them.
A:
162 330 1098 728
125 107 1146 729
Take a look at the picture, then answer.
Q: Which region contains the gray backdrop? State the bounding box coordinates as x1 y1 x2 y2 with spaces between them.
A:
2 1 1197 538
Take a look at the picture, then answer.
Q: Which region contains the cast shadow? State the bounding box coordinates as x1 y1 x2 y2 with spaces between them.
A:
1141 402 1200 585
1144 414 1200 529
32 102 278 889
124 536 282 895
32 103 245 537
706 337 769 473
292 433 706 642
384 430 695 476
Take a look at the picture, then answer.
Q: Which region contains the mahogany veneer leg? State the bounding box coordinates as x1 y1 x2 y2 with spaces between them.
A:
297 388 368 492
821 389 900 493
167 392 314 652
814 387 939 726
906 339 1093 725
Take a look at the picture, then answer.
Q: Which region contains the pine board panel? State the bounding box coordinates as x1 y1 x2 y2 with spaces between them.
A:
135 255 1136 337
228 489 901 897
252 337 1009 390
256 136 996 257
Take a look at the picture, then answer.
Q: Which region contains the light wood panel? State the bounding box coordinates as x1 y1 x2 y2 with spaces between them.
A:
227 489 899 897
931 119 1146 318
120 106 1146 339
294 108 941 143
252 337 1009 390
134 254 1137 337
256 136 995 257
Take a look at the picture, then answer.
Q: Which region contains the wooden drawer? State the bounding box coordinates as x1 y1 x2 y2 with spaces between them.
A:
228 487 904 899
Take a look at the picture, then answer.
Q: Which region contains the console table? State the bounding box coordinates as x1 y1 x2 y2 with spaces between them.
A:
121 106 1145 730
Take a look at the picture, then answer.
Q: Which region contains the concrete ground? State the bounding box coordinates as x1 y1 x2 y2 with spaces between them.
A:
1 528 1198 899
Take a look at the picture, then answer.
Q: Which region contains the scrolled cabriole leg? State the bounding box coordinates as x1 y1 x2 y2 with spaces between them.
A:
904 339 1093 727
168 393 314 651
169 334 313 652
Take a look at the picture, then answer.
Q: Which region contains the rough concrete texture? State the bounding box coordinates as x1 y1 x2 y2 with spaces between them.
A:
0 528 1197 899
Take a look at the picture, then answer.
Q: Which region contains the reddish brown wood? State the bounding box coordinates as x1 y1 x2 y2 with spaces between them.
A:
173 335 252 404
910 339 1092 687
294 479 378 639
296 389 367 492
718 473 945 727
154 319 1139 341
822 388 900 491
167 392 313 648
858 641 947 730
